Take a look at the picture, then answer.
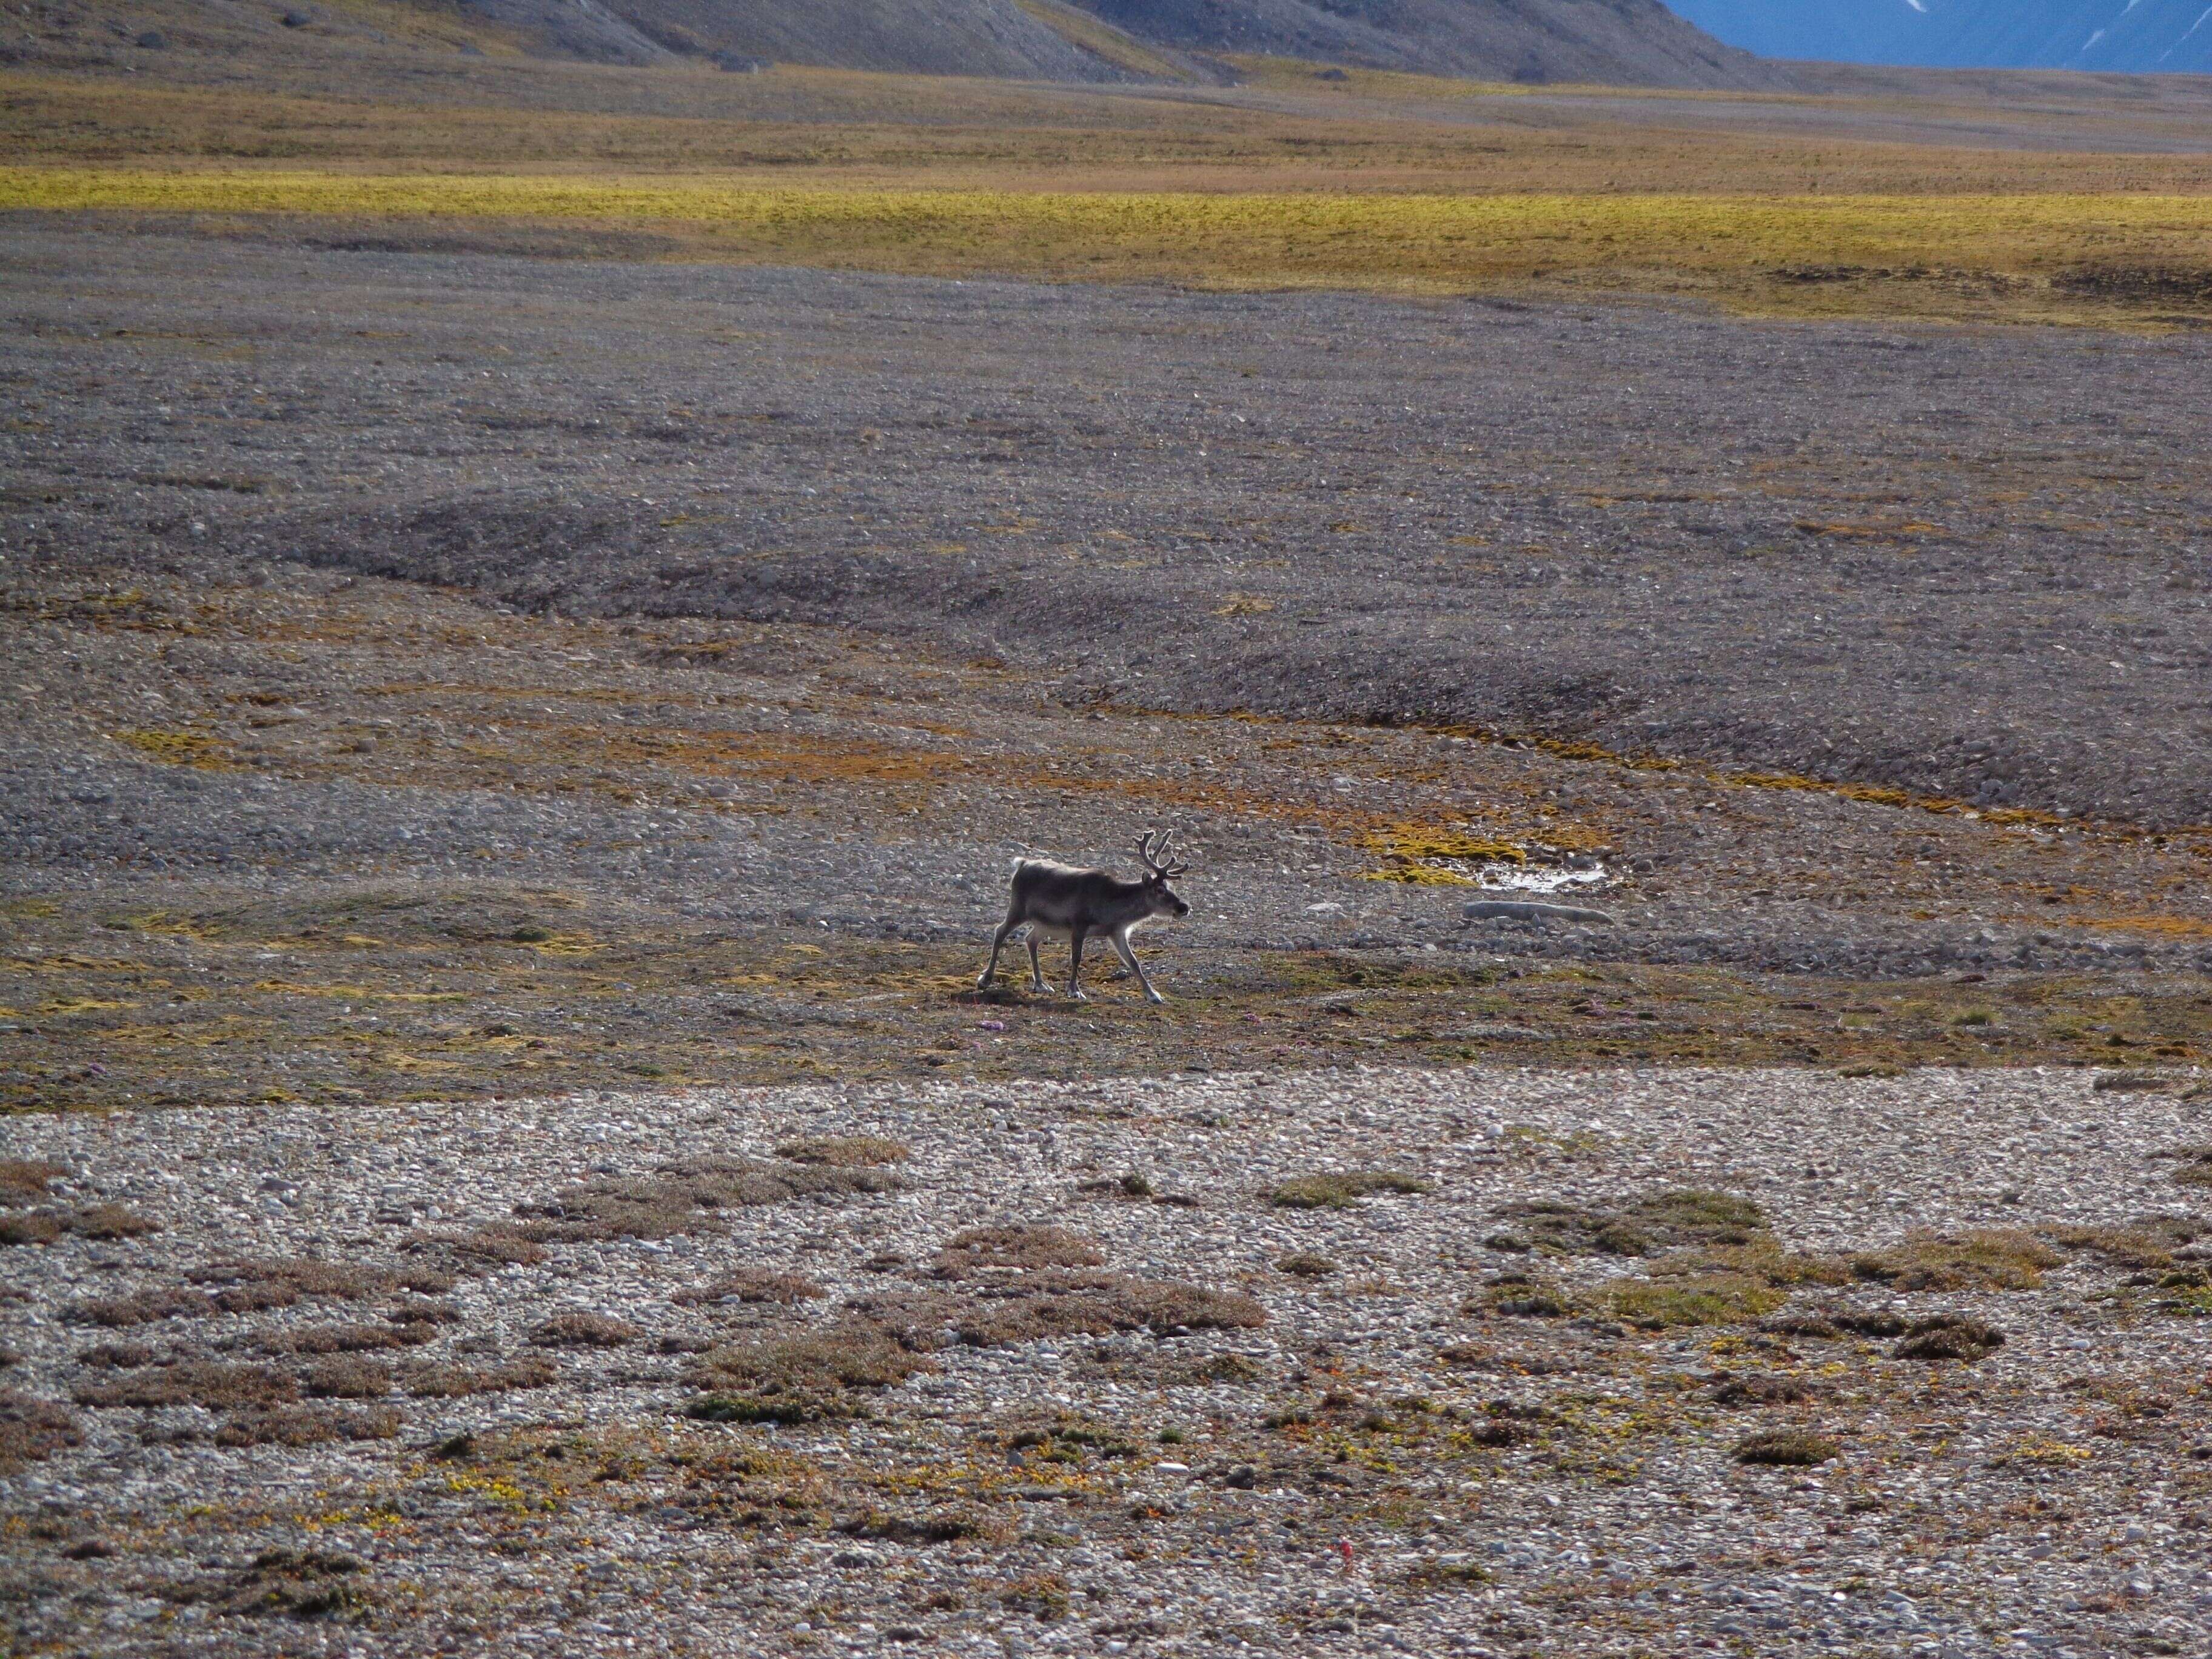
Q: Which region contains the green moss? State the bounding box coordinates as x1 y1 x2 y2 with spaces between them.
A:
1850 1231 2059 1292
1270 1171 1432 1208
1604 1274 1785 1330
1734 1430 1839 1467
685 1390 860 1425
1631 1190 1767 1242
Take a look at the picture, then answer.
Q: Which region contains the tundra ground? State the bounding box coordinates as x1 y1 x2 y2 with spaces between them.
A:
6 1067 2212 1657
5 227 2211 1113
4 42 2212 1654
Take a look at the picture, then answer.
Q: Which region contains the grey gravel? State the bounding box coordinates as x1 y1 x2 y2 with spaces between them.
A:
6 228 2210 827
4 1062 2209 1655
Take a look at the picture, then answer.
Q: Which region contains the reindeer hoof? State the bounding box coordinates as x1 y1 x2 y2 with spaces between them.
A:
1067 989 1088 1002
1146 990 1167 1005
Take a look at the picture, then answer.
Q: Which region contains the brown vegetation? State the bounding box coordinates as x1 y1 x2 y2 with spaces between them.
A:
0 1389 82 1471
933 1225 1107 1277
1734 1430 1840 1467
1850 1232 2060 1293
530 1311 643 1347
775 1135 910 1167
672 1269 829 1306
403 1356 560 1398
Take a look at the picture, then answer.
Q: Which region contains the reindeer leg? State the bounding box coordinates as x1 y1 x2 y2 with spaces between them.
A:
1025 932 1047 994
978 916 1019 990
1065 928 1088 1000
1111 931 1165 1005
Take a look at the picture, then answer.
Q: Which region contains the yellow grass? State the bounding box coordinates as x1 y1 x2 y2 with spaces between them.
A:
1222 54 1530 101
2080 914 2212 940
8 73 2212 196
8 166 2210 322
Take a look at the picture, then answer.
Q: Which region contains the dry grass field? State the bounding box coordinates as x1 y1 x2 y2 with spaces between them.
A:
9 163 2212 325
5 47 2212 326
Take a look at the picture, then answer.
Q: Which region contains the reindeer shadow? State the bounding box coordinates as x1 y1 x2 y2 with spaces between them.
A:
953 965 1150 1008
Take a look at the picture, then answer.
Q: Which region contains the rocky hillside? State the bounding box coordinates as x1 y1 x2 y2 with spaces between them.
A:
1674 0 2212 74
432 0 1778 87
1074 0 1777 85
444 0 1217 79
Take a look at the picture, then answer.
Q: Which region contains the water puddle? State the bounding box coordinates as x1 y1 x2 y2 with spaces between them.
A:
1353 827 1615 894
1470 862 1609 895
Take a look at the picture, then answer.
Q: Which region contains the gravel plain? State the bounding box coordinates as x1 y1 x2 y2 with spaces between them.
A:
6 218 2212 1659
7 228 2211 826
5 1064 2212 1657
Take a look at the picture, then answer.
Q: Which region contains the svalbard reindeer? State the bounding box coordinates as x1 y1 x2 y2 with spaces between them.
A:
978 830 1191 1004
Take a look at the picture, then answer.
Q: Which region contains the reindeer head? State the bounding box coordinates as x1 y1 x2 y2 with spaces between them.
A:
1134 829 1192 919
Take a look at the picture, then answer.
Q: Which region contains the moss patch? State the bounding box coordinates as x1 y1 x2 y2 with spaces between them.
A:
1734 1430 1839 1467
775 1135 910 1167
933 1225 1105 1278
1603 1273 1785 1330
671 1269 828 1306
1850 1231 2059 1292
1270 1171 1431 1209
0 1389 82 1472
1892 1315 2005 1362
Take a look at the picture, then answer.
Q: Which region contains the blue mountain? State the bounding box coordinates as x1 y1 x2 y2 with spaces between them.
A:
1669 1 2212 73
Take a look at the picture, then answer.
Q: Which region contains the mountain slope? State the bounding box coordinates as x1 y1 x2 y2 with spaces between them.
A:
445 0 1212 78
435 0 1780 87
1672 0 2212 73
1068 0 1780 85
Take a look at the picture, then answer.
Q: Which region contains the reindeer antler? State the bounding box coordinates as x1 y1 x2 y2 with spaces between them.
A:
1135 828 1190 878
